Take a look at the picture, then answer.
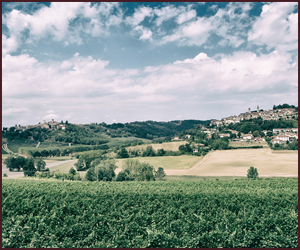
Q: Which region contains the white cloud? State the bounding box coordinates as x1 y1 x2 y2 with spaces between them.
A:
161 17 212 46
2 34 19 55
176 9 196 25
43 113 59 120
134 25 153 40
2 50 297 127
125 6 153 26
160 2 253 47
248 2 298 52
2 2 123 53
153 5 181 26
3 107 30 116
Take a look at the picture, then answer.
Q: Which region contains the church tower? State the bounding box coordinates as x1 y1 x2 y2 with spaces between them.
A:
257 106 259 113
248 108 251 113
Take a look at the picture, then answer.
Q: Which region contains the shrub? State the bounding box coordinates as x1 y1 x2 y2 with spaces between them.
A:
247 166 259 179
53 171 64 179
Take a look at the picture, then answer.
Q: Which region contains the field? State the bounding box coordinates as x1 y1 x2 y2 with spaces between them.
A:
163 148 298 177
228 140 269 148
115 155 203 170
126 141 187 152
2 147 297 179
114 148 298 177
2 178 298 248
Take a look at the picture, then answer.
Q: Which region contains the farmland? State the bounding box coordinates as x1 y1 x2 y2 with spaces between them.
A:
113 148 298 177
228 140 269 148
115 155 202 170
2 178 298 248
126 141 187 152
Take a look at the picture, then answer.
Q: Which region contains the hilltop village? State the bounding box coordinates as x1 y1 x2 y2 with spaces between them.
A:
2 104 298 151
174 105 298 148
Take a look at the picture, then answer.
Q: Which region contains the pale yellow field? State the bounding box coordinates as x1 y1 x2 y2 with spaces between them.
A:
48 160 77 173
228 141 269 148
115 155 203 170
126 141 187 152
165 148 298 177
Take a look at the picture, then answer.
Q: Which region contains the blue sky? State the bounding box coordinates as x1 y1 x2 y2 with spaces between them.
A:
2 2 298 127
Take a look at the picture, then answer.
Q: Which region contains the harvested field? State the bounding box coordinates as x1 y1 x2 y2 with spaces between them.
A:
228 140 269 148
164 148 298 177
115 155 202 171
126 141 187 152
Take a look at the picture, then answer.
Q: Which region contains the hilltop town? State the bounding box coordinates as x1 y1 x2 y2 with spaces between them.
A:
174 105 298 149
210 105 298 126
2 104 298 150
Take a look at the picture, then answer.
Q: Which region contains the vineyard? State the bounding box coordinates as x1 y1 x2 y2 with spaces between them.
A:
2 178 298 248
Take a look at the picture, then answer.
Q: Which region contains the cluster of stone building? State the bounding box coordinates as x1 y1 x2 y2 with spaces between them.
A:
175 125 298 147
3 119 65 132
270 128 298 145
210 106 298 127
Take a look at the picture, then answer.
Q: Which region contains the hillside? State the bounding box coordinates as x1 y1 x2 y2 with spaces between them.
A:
2 119 209 155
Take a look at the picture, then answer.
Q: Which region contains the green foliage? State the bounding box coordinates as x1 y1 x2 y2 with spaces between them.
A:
3 173 8 177
142 146 156 157
121 159 156 181
23 158 36 177
178 143 193 153
273 103 296 110
74 157 86 171
2 178 298 248
155 167 166 180
117 148 129 158
85 160 117 182
156 148 166 156
69 167 77 175
4 156 28 172
116 169 133 181
252 130 260 138
210 139 229 150
35 158 46 171
85 167 97 181
19 144 108 157
247 166 259 179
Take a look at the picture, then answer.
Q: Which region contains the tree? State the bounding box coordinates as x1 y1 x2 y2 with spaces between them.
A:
273 143 281 150
252 130 260 138
35 158 46 171
142 146 156 157
210 139 228 150
230 133 237 139
156 148 165 156
179 144 193 153
121 159 156 181
85 167 97 181
96 160 117 181
247 166 259 179
74 157 85 171
117 148 129 158
4 157 15 171
116 169 133 181
23 158 36 177
135 162 155 181
33 151 41 158
155 167 166 180
69 167 77 175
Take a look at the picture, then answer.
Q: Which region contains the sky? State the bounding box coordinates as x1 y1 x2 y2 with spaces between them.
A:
2 2 298 128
